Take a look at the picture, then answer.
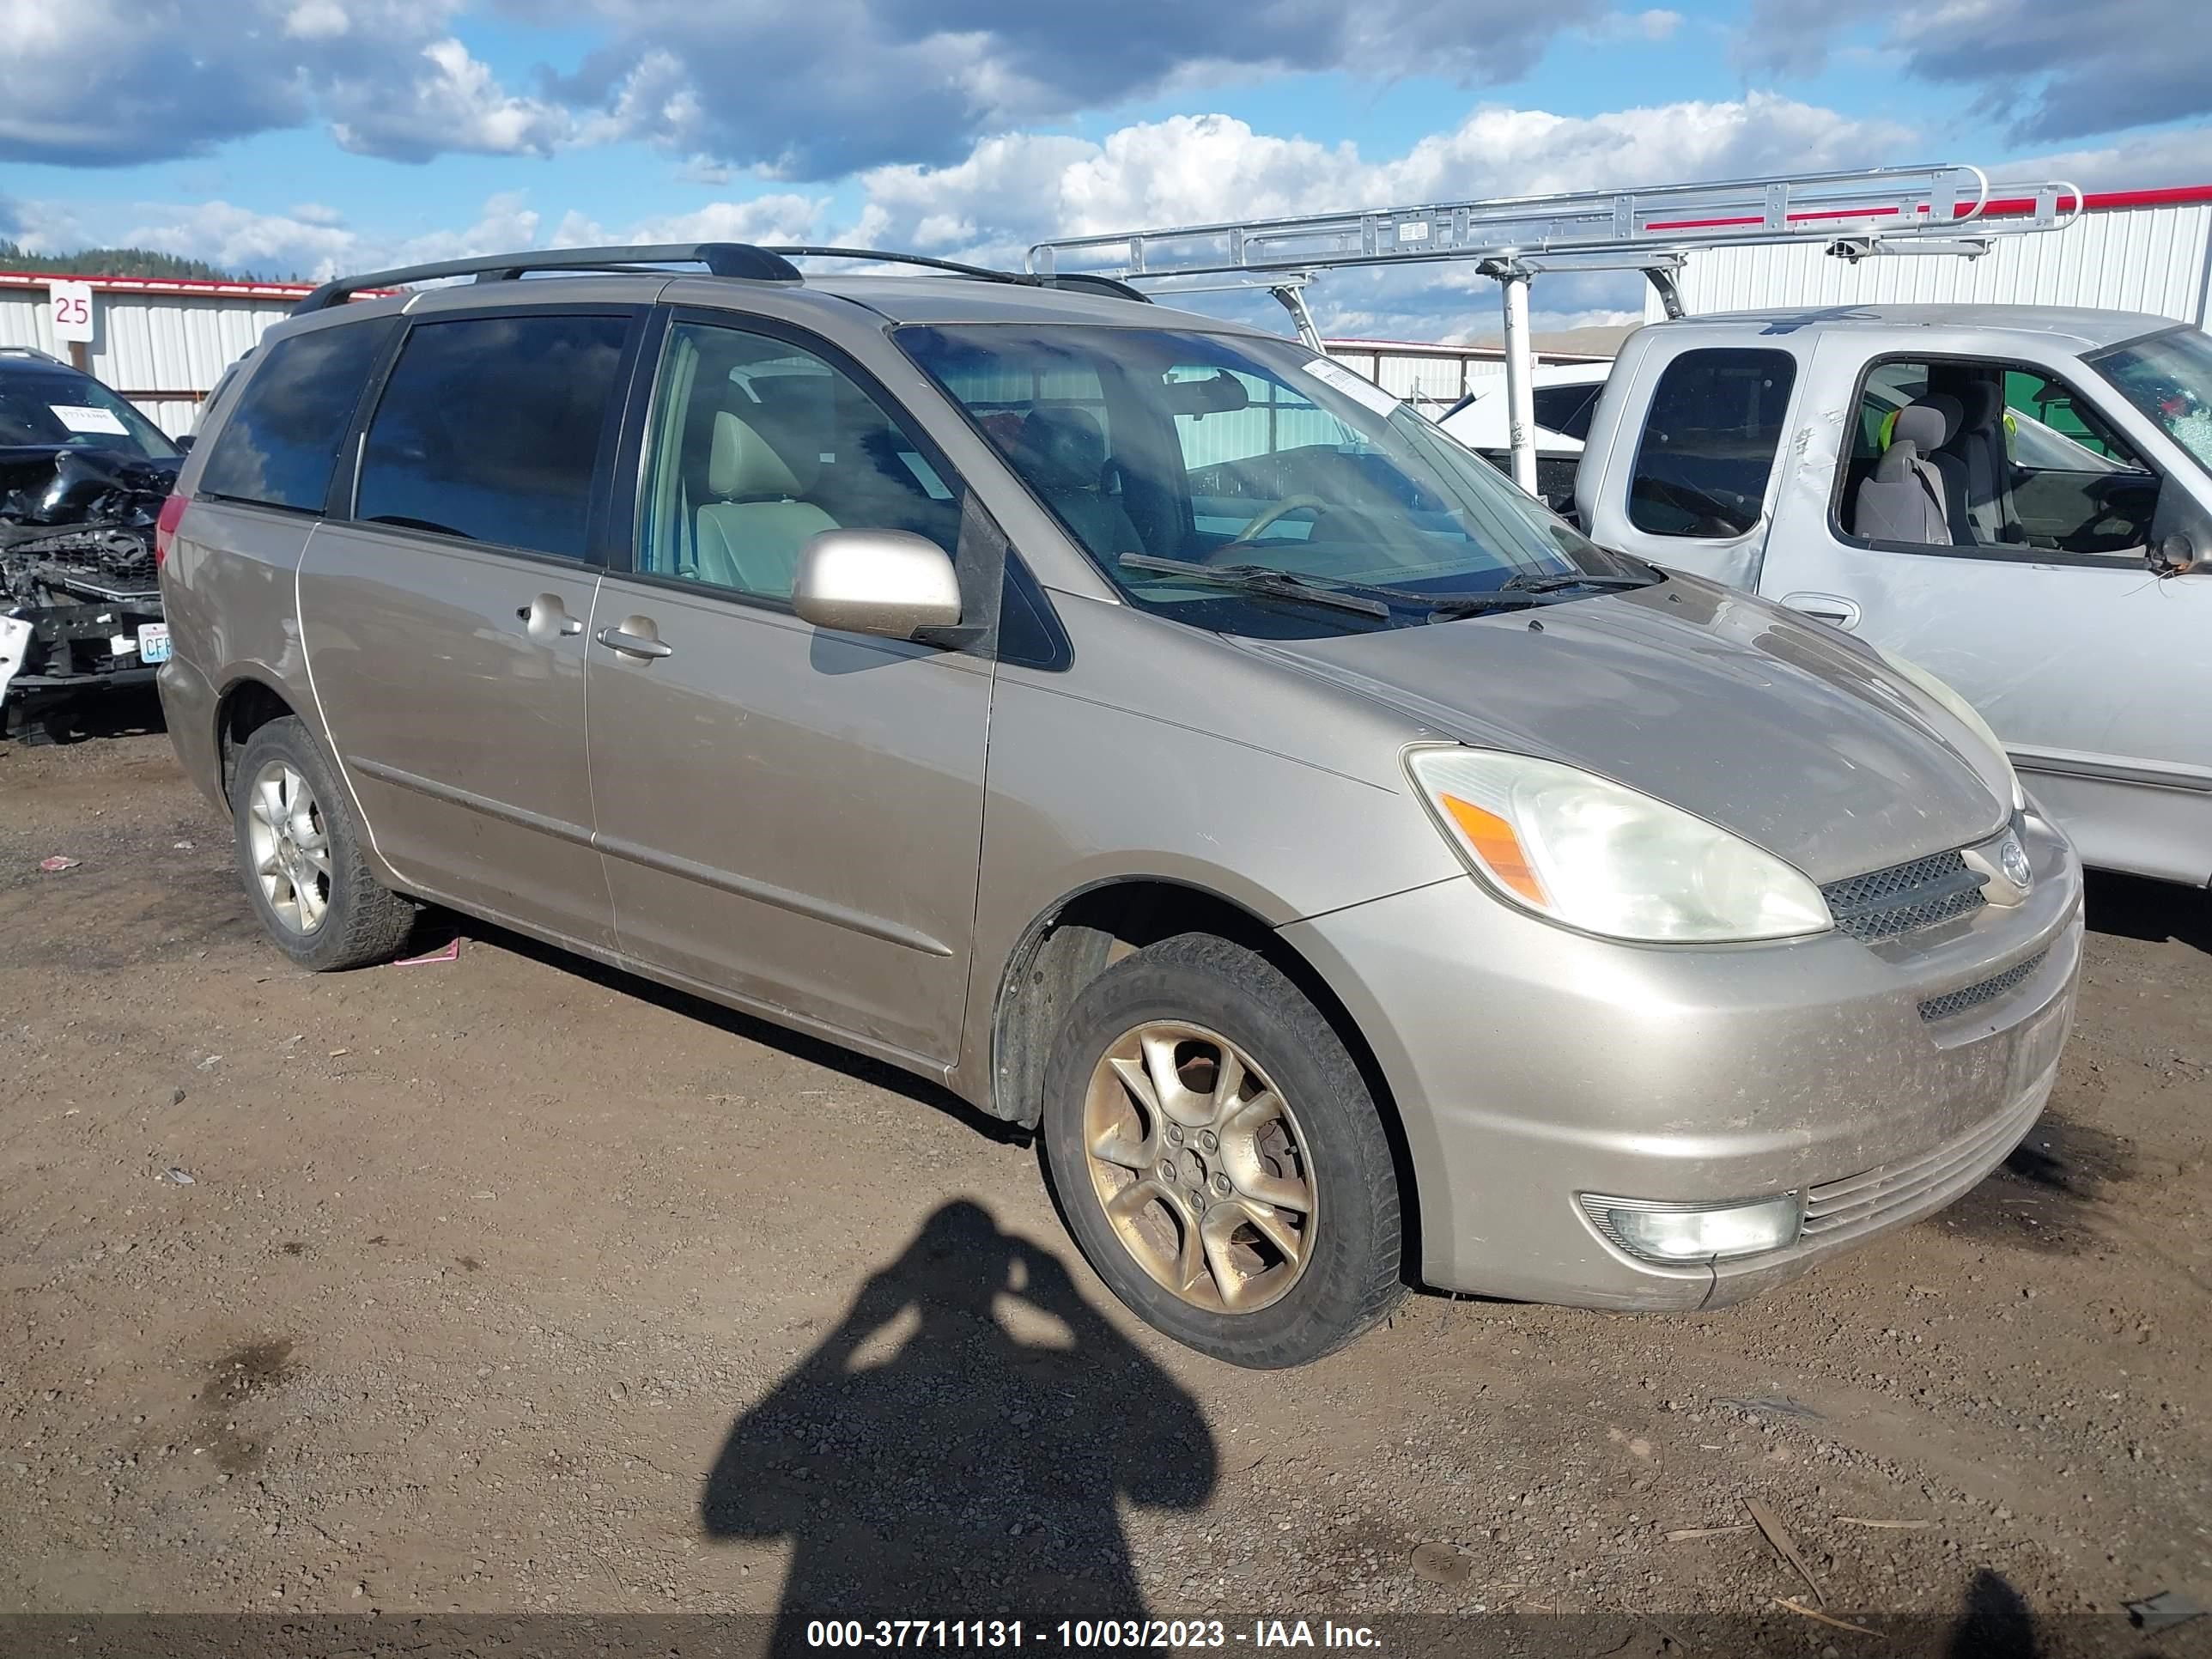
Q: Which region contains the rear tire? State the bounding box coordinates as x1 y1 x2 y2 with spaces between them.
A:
1042 933 1405 1368
229 717 415 971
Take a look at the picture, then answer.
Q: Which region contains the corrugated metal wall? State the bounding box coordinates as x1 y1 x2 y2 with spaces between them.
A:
1651 199 2212 325
0 286 295 437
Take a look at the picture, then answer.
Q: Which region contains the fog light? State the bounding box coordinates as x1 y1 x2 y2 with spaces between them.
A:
1581 1193 1804 1263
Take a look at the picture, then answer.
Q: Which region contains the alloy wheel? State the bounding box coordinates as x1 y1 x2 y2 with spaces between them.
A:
245 759 332 935
1081 1021 1316 1314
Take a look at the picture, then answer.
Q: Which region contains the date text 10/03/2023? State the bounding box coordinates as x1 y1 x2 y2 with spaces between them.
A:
805 1620 1384 1649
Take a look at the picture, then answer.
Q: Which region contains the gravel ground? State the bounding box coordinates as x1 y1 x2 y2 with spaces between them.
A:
3 716 2208 1651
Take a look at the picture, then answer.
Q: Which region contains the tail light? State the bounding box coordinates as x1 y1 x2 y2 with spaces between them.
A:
155 492 189 568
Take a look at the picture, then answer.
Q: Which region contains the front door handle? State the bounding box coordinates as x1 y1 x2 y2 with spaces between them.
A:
1779 591 1862 631
596 623 673 660
516 595 585 638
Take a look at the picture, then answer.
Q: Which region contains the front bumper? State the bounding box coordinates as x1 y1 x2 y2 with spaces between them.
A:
1282 811 2083 1310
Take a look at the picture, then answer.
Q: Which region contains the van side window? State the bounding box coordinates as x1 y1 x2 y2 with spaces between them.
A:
356 313 629 560
1627 348 1796 538
197 319 395 512
636 320 963 603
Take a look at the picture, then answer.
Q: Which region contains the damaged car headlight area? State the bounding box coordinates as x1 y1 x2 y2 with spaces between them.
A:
0 447 178 718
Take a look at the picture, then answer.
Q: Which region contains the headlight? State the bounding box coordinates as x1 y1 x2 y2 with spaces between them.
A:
1407 747 1832 943
1877 649 2025 812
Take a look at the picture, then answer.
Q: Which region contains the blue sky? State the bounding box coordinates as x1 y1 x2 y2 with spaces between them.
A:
2 0 2207 340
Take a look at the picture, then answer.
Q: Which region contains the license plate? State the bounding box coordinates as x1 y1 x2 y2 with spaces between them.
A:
137 623 171 665
2008 994 2070 1094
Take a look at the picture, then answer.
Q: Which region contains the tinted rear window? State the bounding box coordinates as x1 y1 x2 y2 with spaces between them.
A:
1532 382 1601 441
198 320 393 511
355 313 629 560
1627 348 1796 538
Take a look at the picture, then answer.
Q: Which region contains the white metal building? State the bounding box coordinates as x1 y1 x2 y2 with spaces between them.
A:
1650 184 2212 326
0 269 311 437
1322 337 1614 415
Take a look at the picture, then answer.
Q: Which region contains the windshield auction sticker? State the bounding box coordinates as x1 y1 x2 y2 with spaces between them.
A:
1303 357 1402 420
49 404 131 437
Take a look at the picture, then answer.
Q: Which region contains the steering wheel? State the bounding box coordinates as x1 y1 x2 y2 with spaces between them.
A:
1202 495 1331 564
2078 471 2159 550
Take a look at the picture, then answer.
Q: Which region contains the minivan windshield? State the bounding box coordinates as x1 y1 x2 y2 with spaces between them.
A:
0 367 178 461
2087 325 2212 481
897 324 1650 636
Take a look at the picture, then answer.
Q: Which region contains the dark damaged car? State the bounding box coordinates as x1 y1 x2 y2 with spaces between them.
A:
0 347 181 735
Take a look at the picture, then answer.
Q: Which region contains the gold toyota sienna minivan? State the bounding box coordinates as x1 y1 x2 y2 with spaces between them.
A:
156 243 2083 1367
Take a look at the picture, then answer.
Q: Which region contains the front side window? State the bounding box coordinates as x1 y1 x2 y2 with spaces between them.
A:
1627 348 1796 538
2088 325 2212 482
356 313 629 559
198 320 393 511
635 320 963 604
1840 356 2157 559
898 324 1640 639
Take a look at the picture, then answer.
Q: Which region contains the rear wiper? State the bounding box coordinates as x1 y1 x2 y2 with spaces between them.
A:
1502 571 1658 593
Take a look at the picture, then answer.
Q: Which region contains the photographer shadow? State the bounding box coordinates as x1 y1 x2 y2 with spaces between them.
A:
701 1200 1218 1649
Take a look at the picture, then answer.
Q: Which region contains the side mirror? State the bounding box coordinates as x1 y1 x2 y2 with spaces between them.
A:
2148 480 2212 576
172 434 195 455
792 528 963 640
2152 532 2199 576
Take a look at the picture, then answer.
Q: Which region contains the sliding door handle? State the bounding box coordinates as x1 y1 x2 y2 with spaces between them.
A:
596 624 673 660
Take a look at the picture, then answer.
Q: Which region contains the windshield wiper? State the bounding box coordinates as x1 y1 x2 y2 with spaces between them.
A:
1501 571 1658 593
1117 555 1390 617
1119 554 1540 619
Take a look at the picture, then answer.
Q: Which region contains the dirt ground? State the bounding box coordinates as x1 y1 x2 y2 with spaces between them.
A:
3 711 2208 1650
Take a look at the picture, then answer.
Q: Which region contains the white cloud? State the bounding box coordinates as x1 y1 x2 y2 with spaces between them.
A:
550 194 829 249
283 0 352 39
842 94 1914 260
828 94 1917 338
2014 126 2212 193
111 191 545 282
22 88 1925 337
329 38 572 161
0 0 484 166
1585 9 1683 43
113 202 362 281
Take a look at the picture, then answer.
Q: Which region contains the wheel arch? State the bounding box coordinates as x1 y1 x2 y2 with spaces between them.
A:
212 672 300 799
986 874 1426 1284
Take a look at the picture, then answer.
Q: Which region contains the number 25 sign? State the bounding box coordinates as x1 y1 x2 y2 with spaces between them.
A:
48 280 95 344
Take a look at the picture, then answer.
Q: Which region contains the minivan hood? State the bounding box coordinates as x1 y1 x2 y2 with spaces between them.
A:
1234 576 2011 885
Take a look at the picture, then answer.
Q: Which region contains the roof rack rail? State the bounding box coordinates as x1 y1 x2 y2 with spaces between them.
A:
761 246 1152 303
0 345 66 365
293 242 804 313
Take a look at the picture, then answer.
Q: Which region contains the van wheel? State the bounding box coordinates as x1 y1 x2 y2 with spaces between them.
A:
229 717 415 971
1042 933 1406 1368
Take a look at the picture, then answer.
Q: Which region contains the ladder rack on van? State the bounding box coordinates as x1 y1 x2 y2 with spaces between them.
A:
1026 164 2083 490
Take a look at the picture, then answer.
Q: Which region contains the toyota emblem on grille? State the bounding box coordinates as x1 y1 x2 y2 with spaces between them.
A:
1999 831 2033 892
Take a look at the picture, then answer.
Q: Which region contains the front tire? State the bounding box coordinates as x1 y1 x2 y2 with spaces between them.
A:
229 717 415 971
1042 933 1406 1368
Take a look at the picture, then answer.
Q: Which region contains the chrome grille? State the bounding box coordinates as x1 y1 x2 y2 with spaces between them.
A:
1820 850 1985 944
1918 950 2049 1024
1802 1088 2043 1241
